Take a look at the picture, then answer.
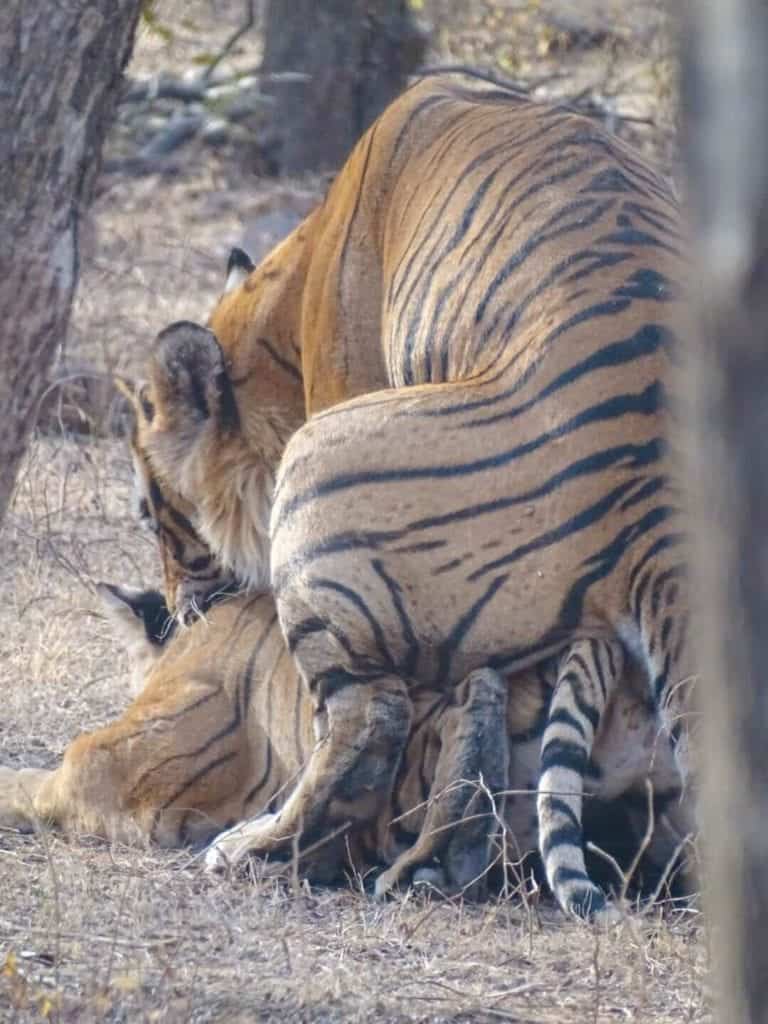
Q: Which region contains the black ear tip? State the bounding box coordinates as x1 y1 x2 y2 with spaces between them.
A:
156 320 211 344
227 247 255 275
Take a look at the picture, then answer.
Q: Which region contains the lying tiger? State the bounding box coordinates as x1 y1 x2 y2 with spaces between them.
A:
124 70 695 919
0 580 506 888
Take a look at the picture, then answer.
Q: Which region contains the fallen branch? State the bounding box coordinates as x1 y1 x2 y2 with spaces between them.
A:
123 76 206 103
121 67 311 106
139 109 204 159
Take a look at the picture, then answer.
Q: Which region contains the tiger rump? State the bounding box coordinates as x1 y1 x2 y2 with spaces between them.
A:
267 370 694 911
129 73 693 917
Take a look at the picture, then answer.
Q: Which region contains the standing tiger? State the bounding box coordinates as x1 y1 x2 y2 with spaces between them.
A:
129 71 693 919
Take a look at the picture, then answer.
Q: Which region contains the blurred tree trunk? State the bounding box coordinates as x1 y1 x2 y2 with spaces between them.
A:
0 1 141 527
261 0 427 174
682 0 768 1021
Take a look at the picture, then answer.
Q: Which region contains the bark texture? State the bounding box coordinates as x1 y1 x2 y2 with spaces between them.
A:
0 1 141 526
682 1 768 1021
261 0 427 175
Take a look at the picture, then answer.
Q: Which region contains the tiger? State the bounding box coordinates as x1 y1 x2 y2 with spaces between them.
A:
0 579 509 888
124 70 694 920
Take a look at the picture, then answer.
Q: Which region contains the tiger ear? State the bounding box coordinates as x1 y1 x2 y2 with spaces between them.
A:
150 320 240 433
224 247 255 294
95 582 173 649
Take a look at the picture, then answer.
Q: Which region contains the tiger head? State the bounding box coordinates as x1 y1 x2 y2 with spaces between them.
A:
116 374 241 623
117 242 311 591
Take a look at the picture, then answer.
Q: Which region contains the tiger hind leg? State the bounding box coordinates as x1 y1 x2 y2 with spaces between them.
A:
374 667 509 901
537 638 624 924
204 674 412 873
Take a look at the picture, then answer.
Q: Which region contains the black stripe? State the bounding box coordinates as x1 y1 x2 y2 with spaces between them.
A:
547 706 587 740
473 195 615 327
653 651 672 702
434 574 508 684
594 226 682 259
310 576 395 670
628 533 687 595
372 558 420 677
540 737 587 775
274 382 664 530
572 682 602 732
286 616 326 653
151 751 239 841
555 506 676 631
541 824 583 859
468 476 643 583
541 796 580 829
651 565 687 617
390 112 574 314
389 92 453 162
310 666 392 701
272 440 662 594
257 336 302 382
619 476 665 513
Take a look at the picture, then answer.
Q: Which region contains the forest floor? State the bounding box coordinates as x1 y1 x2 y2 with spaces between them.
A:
0 2 709 1020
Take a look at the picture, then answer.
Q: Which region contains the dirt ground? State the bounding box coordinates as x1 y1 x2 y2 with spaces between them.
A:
0 2 709 1020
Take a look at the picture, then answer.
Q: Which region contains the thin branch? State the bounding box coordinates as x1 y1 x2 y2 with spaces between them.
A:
200 0 256 84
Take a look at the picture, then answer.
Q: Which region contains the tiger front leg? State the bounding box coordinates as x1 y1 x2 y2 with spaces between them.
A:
375 667 509 901
204 674 412 873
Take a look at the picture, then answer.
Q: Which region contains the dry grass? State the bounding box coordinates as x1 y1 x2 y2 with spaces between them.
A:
1 3 710 1021
0 841 709 1022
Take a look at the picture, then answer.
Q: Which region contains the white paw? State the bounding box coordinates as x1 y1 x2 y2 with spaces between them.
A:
591 902 623 928
203 813 278 874
411 865 447 890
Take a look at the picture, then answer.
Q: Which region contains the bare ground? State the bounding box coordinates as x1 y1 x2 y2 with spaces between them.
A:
1 2 709 1020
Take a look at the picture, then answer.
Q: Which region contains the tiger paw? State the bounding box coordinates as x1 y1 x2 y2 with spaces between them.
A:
203 813 278 874
563 885 622 927
374 861 447 900
373 862 406 900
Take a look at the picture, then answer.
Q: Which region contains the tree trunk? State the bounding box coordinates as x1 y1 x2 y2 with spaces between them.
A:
0 1 141 526
261 0 427 175
682 1 768 1021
